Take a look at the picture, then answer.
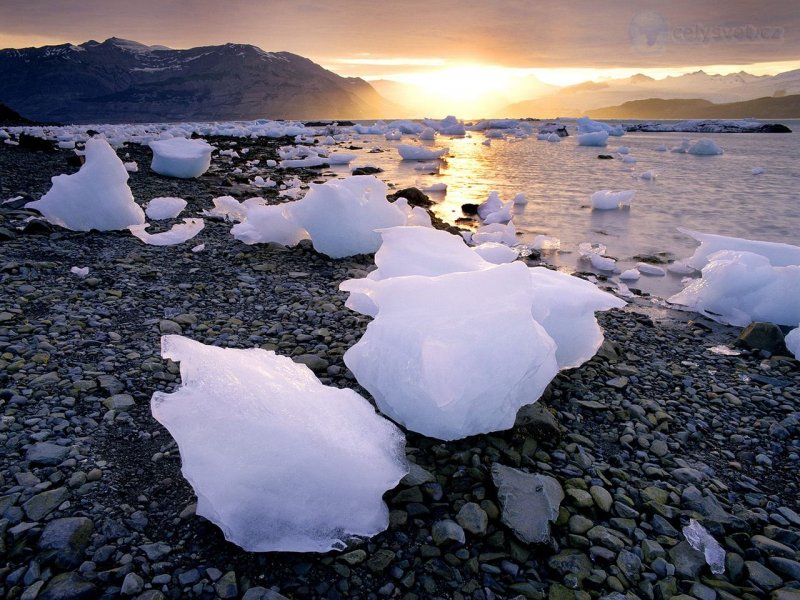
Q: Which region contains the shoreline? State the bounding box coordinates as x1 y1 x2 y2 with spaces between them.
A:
0 139 798 599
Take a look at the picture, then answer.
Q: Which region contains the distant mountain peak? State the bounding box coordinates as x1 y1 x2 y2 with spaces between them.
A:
629 73 655 83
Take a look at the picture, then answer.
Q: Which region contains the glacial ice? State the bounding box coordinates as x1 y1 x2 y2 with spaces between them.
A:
26 138 145 231
590 190 635 210
577 131 609 147
619 268 640 281
419 127 436 141
688 139 724 156
290 175 406 258
396 144 449 160
576 117 624 136
145 197 187 220
683 519 726 575
786 326 800 359
231 205 309 246
472 222 518 246
129 218 204 246
636 263 666 276
679 228 800 269
513 193 528 205
477 191 504 221
151 335 408 552
668 250 800 326
342 263 559 440
149 137 214 178
70 266 89 278
474 242 518 264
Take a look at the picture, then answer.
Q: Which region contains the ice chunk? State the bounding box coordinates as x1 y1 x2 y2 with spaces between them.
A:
191 243 205 253
421 182 447 193
145 197 187 220
654 144 667 152
668 250 800 326
678 228 800 269
342 263 559 440
393 198 433 228
616 146 630 155
576 116 624 136
513 193 528 205
477 191 504 221
636 263 666 276
473 221 517 246
579 242 616 271
639 170 657 180
70 266 89 278
129 218 204 246
752 167 765 175
683 519 725 575
688 139 723 156
621 155 637 164
124 161 139 172
786 325 800 359
326 153 357 165
151 335 408 552
619 268 640 281
667 260 695 275
577 131 609 147
290 175 406 258
26 138 145 231
590 190 635 210
396 144 449 160
532 235 560 251
671 139 691 153
473 242 518 264
418 127 436 141
149 138 213 178
231 205 309 246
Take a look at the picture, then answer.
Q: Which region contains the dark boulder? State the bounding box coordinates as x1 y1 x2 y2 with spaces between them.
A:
389 187 432 207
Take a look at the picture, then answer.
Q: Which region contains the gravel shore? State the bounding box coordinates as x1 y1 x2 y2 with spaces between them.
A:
0 138 798 600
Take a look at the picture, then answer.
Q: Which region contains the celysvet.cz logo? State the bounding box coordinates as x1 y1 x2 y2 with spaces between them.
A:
629 11 784 55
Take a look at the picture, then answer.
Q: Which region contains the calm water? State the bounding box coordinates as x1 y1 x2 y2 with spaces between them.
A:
329 119 800 298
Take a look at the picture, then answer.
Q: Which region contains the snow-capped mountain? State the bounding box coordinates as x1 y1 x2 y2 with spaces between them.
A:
0 38 395 123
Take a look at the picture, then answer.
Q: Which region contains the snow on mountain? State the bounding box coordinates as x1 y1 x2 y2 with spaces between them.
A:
0 38 396 123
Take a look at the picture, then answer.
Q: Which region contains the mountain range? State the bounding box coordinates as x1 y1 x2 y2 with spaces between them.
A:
586 95 800 120
0 37 395 123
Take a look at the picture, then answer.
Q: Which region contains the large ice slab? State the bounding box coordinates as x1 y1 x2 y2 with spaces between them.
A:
669 250 800 326
151 335 407 552
290 175 406 258
149 137 214 178
577 131 609 147
679 228 800 269
26 138 145 231
396 144 449 160
343 263 559 440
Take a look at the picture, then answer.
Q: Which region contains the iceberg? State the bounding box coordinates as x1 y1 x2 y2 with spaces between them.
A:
290 175 406 258
342 263 559 440
590 190 635 210
396 144 449 160
678 228 800 269
577 131 609 147
668 250 800 327
576 116 624 136
231 205 309 246
26 138 145 231
688 139 724 156
149 137 214 178
129 218 204 246
151 335 407 552
145 197 187 220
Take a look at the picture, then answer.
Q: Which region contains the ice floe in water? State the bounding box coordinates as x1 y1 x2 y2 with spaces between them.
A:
129 218 204 246
149 137 214 178
688 138 724 156
145 197 187 220
679 228 800 269
396 144 449 160
669 250 800 327
590 190 635 210
576 117 624 136
683 519 726 575
577 131 609 147
151 335 407 552
26 138 145 231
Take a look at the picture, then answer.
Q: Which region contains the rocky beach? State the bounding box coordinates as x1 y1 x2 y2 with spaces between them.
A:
0 137 799 600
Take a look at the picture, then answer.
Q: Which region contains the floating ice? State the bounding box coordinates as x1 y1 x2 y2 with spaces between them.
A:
621 155 637 164
532 235 560 251
473 242 518 264
619 268 640 281
513 193 528 205
231 205 309 246
669 250 800 326
786 326 800 359
26 138 145 231
576 117 624 136
639 170 657 180
636 263 666 276
396 144 449 160
577 131 609 147
654 144 667 152
667 260 695 275
419 127 436 141
683 519 726 575
477 191 504 221
688 139 724 156
579 242 616 271
129 218 204 246
590 190 635 210
326 153 357 165
384 130 402 141
291 175 406 258
151 335 407 552
473 221 517 246
546 133 561 142
421 183 447 193
752 167 765 175
671 139 691 153
145 197 187 220
617 147 630 155
342 263 559 440
70 266 89 278
149 137 214 178
393 198 433 228
678 228 800 269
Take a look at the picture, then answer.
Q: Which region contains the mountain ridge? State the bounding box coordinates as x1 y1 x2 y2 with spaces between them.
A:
0 37 397 123
586 95 800 119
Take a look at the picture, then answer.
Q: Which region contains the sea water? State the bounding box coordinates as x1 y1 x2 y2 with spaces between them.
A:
330 120 800 298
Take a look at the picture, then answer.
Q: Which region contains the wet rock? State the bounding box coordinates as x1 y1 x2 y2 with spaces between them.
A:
492 463 564 544
736 322 785 352
38 517 94 568
23 487 68 520
432 520 465 545
514 402 562 441
746 560 783 591
669 540 706 579
26 442 69 466
456 502 489 536
38 572 96 600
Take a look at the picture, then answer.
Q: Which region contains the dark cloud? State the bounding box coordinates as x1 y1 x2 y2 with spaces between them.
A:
1 0 797 68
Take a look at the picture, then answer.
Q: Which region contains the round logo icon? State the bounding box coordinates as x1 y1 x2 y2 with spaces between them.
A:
629 11 669 55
